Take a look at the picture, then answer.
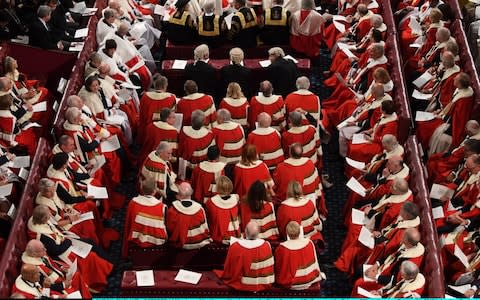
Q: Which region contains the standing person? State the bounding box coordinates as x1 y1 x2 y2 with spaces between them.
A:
289 0 325 58
229 0 258 48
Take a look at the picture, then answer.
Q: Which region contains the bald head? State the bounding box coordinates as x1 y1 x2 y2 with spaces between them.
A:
403 228 421 248
32 205 50 225
257 113 271 128
117 22 129 36
66 95 83 108
387 155 403 173
392 178 409 194
466 120 480 136
177 182 193 199
0 77 12 91
245 221 260 240
25 240 45 257
98 62 111 75
21 264 40 283
372 83 385 98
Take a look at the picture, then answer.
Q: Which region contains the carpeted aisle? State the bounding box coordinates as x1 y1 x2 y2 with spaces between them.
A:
100 49 352 297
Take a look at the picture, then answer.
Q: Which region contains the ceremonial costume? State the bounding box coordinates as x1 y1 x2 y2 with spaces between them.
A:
191 160 226 202
282 125 321 164
166 200 212 249
239 201 279 240
178 126 216 168
205 194 241 244
212 121 245 164
247 127 284 169
248 94 285 131
233 160 273 197
177 93 216 127
277 197 323 241
290 9 324 58
140 120 178 165
140 151 178 198
219 97 249 127
138 90 176 144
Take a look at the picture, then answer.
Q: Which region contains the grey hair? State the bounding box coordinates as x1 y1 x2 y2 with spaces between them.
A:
268 47 285 58
203 1 215 13
38 178 55 193
37 5 52 18
191 110 205 129
156 141 171 154
66 95 82 107
301 0 315 10
65 107 81 122
194 44 209 61
289 111 303 127
400 261 419 280
296 76 310 90
58 135 72 146
103 8 115 19
217 108 231 121
229 47 244 65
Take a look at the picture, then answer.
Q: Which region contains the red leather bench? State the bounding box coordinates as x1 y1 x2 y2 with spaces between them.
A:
121 270 321 297
161 58 311 97
164 40 294 60
404 136 445 297
0 138 52 297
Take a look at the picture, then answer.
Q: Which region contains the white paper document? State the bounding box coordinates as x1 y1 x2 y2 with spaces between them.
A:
413 71 433 89
352 133 369 145
346 177 366 197
88 155 106 176
174 113 183 132
100 135 121 152
332 15 347 21
476 6 480 19
105 114 125 126
23 122 42 130
415 111 435 122
0 183 13 197
224 13 234 30
358 226 374 249
66 259 77 281
172 59 188 70
130 22 147 40
175 269 202 284
10 156 30 168
449 284 473 295
430 184 454 200
412 89 432 100
409 16 422 35
409 43 422 48
120 82 140 90
346 157 365 170
32 101 47 112
69 42 84 52
454 244 470 268
357 286 381 298
72 212 95 225
259 60 271 67
7 203 15 218
333 20 346 33
136 270 155 286
70 239 92 258
284 55 298 63
74 28 88 38
154 4 166 15
82 7 98 16
87 185 108 199
432 206 445 219
337 116 356 130
352 208 365 225
67 291 82 299
19 168 29 180
57 78 68 94
70 1 87 13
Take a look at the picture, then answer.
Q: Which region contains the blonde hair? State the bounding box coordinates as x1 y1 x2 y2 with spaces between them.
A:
226 82 244 99
287 180 303 199
216 176 233 195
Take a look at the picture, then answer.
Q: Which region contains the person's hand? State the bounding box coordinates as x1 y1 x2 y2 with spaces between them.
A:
346 15 353 23
85 163 94 170
370 290 381 296
364 204 372 215
382 167 391 178
372 231 381 238
64 278 72 289
24 103 33 112
446 172 455 182
80 190 94 199
6 152 15 161
464 289 475 298
347 121 356 126
57 41 64 50
69 214 80 222
439 195 450 203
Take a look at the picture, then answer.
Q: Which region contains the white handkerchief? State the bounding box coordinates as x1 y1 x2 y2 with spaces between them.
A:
70 239 92 258
136 270 155 286
172 60 188 70
346 157 365 170
224 13 234 30
415 111 435 122
413 71 433 89
430 184 454 200
346 177 366 197
100 135 121 152
174 269 202 284
432 206 444 219
72 212 94 225
87 185 108 199
32 101 47 112
412 89 432 100
352 133 369 144
74 28 88 38
0 183 13 197
352 208 365 225
454 244 470 268
259 60 271 67
358 226 374 249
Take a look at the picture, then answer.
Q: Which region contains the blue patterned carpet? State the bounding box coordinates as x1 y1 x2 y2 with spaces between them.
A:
99 50 352 297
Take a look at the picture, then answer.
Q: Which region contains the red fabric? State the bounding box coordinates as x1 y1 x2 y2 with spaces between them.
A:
138 91 176 144
233 161 272 198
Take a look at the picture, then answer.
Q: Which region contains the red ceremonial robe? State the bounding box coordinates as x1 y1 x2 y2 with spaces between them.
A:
277 197 323 241
212 121 246 164
219 97 249 127
233 160 273 198
290 9 325 58
282 125 321 165
247 127 284 169
177 93 216 128
138 91 176 144
205 194 242 244
191 160 226 202
178 126 216 168
140 120 178 165
239 201 280 240
248 94 285 131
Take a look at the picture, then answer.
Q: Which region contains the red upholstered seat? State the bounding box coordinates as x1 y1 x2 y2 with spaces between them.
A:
121 270 321 297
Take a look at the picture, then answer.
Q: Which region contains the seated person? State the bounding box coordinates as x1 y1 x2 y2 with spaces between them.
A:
167 0 197 45
229 0 258 49
248 81 286 131
214 221 274 291
167 182 212 249
191 145 226 203
185 45 217 99
177 80 216 128
29 6 69 50
260 0 291 45
275 221 324 289
196 1 227 47
212 109 246 165
289 0 324 58
220 48 252 100
122 179 167 257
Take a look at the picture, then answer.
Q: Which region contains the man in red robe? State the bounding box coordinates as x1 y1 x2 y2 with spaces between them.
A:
11 264 51 298
138 75 176 144
140 107 178 166
123 179 167 257
247 112 284 170
177 80 216 128
285 76 323 127
248 81 285 131
21 240 91 298
289 0 325 58
166 182 212 249
191 145 226 203
212 109 245 165
275 221 324 289
214 221 275 291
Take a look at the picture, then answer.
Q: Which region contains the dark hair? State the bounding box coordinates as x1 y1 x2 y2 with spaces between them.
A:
84 75 100 92
371 29 382 42
401 202 419 220
207 145 220 160
465 139 480 154
159 108 173 122
381 100 396 115
246 180 268 213
104 39 117 50
51 152 69 170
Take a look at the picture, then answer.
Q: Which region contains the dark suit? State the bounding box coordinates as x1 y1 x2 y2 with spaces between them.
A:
185 60 217 100
29 18 59 49
220 63 252 100
49 3 76 41
267 58 298 98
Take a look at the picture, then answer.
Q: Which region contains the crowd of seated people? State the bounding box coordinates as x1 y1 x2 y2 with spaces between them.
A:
0 0 468 295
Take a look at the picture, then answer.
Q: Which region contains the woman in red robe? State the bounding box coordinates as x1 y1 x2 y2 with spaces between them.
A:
219 83 250 128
